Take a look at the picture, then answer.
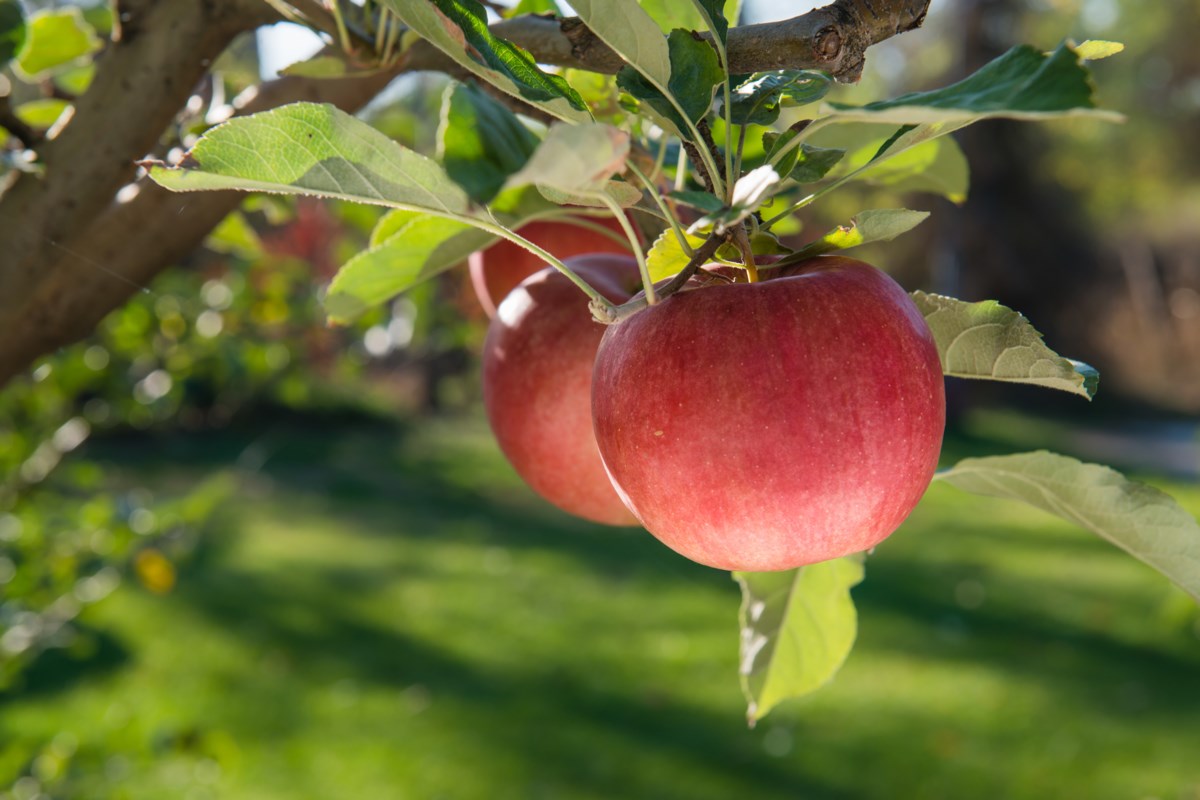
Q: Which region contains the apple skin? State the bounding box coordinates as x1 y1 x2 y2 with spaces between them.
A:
591 256 945 570
484 253 642 526
469 217 632 318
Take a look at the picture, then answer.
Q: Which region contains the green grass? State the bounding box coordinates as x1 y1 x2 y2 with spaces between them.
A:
3 414 1200 799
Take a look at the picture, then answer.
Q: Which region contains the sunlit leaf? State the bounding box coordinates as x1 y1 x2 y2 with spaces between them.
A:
13 7 99 81
935 452 1200 603
645 226 707 281
14 98 69 129
326 212 487 323
145 102 470 215
506 122 630 195
1073 40 1124 61
911 292 1098 399
382 0 588 122
205 211 263 259
735 555 865 725
572 0 671 87
639 0 740 41
780 209 929 261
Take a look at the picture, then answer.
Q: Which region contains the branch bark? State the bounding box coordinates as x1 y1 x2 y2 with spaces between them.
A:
406 0 931 82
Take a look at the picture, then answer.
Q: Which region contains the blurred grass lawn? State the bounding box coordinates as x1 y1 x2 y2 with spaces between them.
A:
3 413 1199 800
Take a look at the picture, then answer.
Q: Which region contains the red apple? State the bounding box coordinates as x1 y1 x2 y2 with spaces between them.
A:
484 253 642 526
470 217 633 318
591 256 945 570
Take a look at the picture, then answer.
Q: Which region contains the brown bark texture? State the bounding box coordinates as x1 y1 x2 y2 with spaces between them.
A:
0 0 930 388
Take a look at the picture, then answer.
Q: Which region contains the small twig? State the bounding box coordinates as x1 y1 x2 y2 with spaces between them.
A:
593 232 727 324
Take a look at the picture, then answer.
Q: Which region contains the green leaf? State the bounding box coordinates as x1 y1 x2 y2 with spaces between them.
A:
829 44 1123 125
729 71 831 125
205 211 264 259
13 7 100 81
910 292 1099 399
763 130 844 183
617 28 723 134
572 0 672 87
326 212 488 323
505 122 630 195
0 0 25 69
14 98 69 129
145 102 471 215
819 123 969 204
668 190 725 213
645 227 707 281
686 0 729 46
935 452 1200 603
735 555 865 725
506 0 562 16
537 179 642 208
638 0 741 38
381 0 588 122
1073 40 1124 61
439 81 540 204
780 208 929 261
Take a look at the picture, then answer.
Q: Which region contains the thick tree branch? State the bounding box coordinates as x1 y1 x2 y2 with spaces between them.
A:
0 60 403 388
406 0 931 82
0 0 276 327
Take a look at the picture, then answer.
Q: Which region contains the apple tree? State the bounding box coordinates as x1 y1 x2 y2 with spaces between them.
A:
4 0 1199 724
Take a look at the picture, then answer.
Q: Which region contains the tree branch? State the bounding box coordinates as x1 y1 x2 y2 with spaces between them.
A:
0 60 403 387
405 0 931 82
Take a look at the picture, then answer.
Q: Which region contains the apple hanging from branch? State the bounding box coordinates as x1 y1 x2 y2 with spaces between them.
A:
591 256 946 571
483 253 642 526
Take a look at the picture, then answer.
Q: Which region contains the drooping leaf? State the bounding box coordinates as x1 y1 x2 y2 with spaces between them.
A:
0 0 25 69
810 122 970 204
729 71 831 125
439 81 540 204
829 43 1122 125
505 122 630 195
13 7 99 81
645 226 707 281
382 0 588 122
735 555 865 725
778 209 929 262
330 186 554 321
326 212 488 323
145 102 470 216
572 0 672 87
935 452 1200 603
911 292 1098 399
1073 40 1124 61
617 28 723 134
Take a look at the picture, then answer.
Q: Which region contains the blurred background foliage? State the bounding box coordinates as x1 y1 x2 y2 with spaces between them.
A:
1 0 1198 798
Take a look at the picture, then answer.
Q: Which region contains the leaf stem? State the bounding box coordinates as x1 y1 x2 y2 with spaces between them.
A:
627 160 695 259
598 193 655 305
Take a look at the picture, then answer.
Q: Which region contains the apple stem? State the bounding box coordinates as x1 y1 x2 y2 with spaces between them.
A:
731 224 758 283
